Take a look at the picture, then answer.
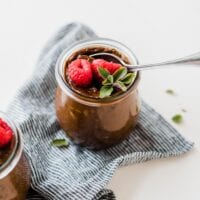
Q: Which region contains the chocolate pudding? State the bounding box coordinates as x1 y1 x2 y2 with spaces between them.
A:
64 46 135 98
0 137 15 167
55 38 141 149
0 113 30 200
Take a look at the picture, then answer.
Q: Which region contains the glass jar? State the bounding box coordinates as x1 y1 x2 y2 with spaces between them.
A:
55 38 141 149
0 112 30 200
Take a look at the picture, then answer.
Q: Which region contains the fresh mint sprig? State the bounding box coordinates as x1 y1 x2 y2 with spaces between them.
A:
98 67 136 98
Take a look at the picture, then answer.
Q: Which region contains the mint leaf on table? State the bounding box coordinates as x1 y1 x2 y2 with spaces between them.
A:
166 89 175 95
172 114 183 124
51 139 69 147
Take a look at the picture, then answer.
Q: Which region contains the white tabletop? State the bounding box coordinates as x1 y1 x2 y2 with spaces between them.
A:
0 0 200 199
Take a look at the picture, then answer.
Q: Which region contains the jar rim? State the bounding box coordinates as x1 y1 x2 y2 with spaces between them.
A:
55 38 141 106
0 111 22 179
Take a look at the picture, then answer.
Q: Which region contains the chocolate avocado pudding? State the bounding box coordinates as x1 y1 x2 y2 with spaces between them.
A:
0 113 30 200
55 38 141 149
64 46 134 98
0 138 15 168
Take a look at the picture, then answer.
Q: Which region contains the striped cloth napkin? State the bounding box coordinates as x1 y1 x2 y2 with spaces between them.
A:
7 23 193 200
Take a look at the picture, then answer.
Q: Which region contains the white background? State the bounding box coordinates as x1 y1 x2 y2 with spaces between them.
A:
0 0 200 199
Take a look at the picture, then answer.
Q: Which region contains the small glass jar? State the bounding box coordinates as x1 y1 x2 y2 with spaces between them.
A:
0 112 30 200
55 38 141 149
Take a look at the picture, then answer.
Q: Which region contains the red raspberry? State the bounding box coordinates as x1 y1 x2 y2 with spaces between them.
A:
68 59 93 87
0 118 13 148
92 59 121 81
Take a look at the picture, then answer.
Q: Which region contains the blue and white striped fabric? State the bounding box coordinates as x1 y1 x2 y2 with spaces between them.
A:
7 23 193 200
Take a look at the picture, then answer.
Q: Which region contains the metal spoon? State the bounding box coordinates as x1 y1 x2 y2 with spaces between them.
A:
90 52 200 71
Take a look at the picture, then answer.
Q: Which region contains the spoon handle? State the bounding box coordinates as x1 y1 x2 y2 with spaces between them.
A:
128 51 200 71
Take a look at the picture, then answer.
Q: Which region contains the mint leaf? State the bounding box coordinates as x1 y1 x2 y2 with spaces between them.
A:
172 114 183 124
107 75 113 83
166 89 175 95
98 66 134 98
98 67 110 79
99 85 114 98
51 139 69 147
113 67 127 81
121 73 135 85
115 81 127 92
102 75 114 86
102 79 113 86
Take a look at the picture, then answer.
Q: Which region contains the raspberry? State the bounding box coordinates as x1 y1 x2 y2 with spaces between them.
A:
68 59 93 87
92 59 121 81
0 118 13 148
